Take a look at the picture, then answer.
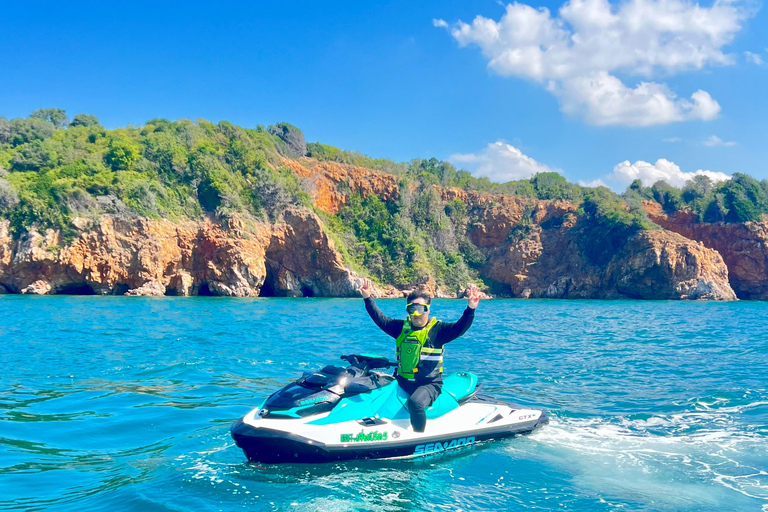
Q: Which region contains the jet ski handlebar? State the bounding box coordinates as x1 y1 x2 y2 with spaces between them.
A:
340 354 396 370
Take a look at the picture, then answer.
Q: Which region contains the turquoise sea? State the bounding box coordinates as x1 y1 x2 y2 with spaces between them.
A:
0 296 766 511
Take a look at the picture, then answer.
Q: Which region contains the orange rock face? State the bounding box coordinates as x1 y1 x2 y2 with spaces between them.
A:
476 209 735 300
282 158 399 213
643 200 768 299
0 209 361 297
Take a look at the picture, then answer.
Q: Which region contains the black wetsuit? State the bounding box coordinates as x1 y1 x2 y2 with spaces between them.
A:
363 297 475 432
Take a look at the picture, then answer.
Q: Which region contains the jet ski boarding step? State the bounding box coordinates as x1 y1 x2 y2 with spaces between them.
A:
357 416 388 426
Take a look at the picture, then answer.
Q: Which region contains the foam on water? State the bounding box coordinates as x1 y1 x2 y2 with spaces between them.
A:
530 407 768 508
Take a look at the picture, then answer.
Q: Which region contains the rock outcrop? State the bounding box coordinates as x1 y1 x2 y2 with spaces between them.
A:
0 209 361 297
644 201 768 299
473 209 735 300
281 158 399 213
283 159 737 300
0 159 748 300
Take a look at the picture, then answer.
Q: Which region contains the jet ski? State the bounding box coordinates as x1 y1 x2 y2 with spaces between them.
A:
231 354 549 463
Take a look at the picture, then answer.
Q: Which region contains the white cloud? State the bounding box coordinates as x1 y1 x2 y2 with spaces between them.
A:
745 51 764 65
703 135 737 147
554 73 720 126
438 0 749 126
604 158 730 189
663 137 682 143
433 18 449 28
449 141 557 182
579 178 609 188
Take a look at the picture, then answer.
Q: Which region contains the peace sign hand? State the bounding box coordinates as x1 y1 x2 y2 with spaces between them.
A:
357 277 373 299
466 284 481 309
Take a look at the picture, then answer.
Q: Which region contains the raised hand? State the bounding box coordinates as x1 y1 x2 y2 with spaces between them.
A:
357 277 373 298
466 284 481 309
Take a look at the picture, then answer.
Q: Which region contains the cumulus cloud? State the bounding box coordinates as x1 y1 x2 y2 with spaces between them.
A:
745 51 763 65
449 141 557 182
438 0 749 126
433 18 449 28
554 73 720 126
704 135 737 147
603 158 730 189
578 178 609 188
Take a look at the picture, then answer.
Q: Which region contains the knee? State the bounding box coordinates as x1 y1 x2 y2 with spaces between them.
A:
407 395 425 412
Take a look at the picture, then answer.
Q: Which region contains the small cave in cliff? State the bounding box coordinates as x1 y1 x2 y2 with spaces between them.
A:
197 282 214 296
113 284 130 295
56 283 96 295
165 287 178 296
259 272 278 297
301 286 315 297
257 262 279 297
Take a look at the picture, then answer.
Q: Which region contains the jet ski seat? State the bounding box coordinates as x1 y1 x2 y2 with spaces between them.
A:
321 365 348 375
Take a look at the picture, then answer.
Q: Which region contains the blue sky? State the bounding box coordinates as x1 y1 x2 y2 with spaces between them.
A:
1 0 766 189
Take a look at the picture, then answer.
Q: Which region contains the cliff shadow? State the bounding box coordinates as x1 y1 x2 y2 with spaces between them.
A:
56 282 96 295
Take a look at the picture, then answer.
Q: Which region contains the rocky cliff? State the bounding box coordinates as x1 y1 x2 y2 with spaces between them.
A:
0 208 360 297
643 201 768 299
281 158 737 300
0 158 743 300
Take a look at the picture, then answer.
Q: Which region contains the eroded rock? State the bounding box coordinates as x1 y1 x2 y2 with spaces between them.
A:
644 201 768 299
0 210 359 297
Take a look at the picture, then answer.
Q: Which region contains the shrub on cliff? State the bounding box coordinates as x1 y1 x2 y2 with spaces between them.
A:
408 158 474 189
0 178 19 211
531 172 583 201
268 122 306 159
105 133 141 171
579 186 655 265
337 194 421 286
0 118 11 145
31 108 69 129
625 174 768 224
69 114 102 128
6 117 55 146
329 186 481 291
306 142 407 175
680 175 715 219
716 173 768 223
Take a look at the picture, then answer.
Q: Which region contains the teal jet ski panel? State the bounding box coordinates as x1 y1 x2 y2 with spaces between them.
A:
424 389 459 419
309 372 477 425
442 372 478 403
309 381 408 425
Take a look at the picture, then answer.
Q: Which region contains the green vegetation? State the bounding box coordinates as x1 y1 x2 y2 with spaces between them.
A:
306 142 406 175
626 174 768 223
326 187 481 290
578 186 655 265
2 109 765 291
0 111 311 238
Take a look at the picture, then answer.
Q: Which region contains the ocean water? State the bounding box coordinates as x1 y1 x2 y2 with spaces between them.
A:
0 296 766 512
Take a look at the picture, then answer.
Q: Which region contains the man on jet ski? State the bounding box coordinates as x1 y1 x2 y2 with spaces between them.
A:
357 279 481 433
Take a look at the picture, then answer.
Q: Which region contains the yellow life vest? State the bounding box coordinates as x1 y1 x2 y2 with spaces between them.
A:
395 318 442 380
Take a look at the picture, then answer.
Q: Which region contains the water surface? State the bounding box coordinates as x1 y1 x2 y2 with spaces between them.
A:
1 296 766 511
